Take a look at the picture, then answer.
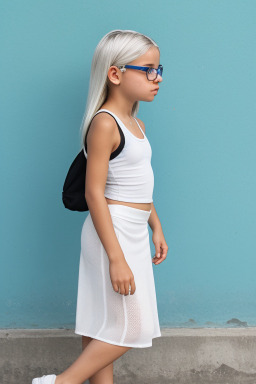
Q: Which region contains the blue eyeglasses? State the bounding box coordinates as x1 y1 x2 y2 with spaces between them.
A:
117 64 163 81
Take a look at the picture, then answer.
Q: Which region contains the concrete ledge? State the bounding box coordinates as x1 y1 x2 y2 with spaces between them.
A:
1 328 256 384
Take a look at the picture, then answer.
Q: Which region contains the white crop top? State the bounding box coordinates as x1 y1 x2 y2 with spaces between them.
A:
83 108 154 203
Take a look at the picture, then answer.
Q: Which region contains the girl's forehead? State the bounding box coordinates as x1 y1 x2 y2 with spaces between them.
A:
138 47 160 63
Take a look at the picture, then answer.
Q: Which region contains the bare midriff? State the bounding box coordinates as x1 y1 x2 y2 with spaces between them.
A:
105 197 152 212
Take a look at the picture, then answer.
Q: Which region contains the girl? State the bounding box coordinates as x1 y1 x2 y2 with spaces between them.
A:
32 29 168 384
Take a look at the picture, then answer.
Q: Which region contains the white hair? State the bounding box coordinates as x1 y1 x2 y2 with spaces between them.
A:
79 29 160 148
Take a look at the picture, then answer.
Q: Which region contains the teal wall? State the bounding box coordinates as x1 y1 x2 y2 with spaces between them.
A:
1 0 256 328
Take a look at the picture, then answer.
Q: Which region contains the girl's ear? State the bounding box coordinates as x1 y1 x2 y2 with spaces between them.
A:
107 66 122 86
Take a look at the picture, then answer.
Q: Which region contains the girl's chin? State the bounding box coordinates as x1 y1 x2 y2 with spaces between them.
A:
136 94 156 102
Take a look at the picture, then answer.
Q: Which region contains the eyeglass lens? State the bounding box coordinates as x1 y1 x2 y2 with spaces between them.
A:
147 66 163 80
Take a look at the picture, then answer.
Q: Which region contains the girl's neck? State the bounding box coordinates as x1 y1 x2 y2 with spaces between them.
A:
99 103 139 130
100 101 134 120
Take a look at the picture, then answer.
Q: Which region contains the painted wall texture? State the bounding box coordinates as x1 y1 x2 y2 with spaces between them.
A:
1 0 256 329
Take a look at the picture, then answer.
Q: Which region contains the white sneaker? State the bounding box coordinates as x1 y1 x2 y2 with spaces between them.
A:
32 374 57 384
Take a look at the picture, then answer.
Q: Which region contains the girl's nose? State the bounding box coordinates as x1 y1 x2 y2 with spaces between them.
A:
155 74 163 83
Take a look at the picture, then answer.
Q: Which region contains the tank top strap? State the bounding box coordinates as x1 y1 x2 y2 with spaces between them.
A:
132 117 145 138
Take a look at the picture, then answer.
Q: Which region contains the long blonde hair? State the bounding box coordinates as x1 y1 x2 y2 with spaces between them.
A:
79 29 160 148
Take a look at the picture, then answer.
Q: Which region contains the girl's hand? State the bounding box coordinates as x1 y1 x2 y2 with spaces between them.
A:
109 258 136 295
151 227 168 265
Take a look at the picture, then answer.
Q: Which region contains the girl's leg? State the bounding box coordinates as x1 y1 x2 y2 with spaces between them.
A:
55 337 131 384
82 336 114 384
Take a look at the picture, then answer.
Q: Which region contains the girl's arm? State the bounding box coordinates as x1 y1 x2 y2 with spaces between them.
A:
149 202 168 265
136 117 168 264
85 112 136 295
135 118 162 232
85 113 126 263
148 203 162 232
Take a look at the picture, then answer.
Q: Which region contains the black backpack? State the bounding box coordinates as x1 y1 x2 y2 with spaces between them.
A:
62 111 125 212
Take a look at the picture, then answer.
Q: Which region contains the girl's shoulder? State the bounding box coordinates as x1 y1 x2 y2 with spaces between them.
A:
86 111 118 144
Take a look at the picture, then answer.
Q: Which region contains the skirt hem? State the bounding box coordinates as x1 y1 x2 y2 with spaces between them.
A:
74 329 162 348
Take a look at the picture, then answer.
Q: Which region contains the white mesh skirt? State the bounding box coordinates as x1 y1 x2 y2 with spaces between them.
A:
75 203 161 348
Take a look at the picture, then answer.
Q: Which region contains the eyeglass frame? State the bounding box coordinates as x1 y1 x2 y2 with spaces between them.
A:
117 64 163 81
